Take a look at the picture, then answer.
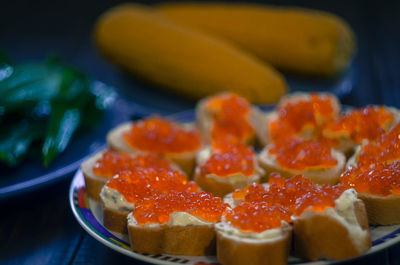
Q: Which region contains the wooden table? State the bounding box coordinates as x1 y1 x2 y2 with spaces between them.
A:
1 0 400 264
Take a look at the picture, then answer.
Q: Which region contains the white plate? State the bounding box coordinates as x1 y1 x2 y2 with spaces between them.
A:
69 107 400 265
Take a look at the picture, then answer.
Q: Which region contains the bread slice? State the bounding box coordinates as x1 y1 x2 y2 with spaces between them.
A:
293 189 371 261
127 212 216 255
277 92 341 118
81 150 182 201
341 163 400 225
322 105 400 155
194 146 263 197
223 183 371 262
81 150 108 201
270 92 341 140
99 165 197 234
258 145 346 184
100 184 134 234
215 221 292 265
103 207 131 234
194 172 260 198
195 92 265 146
107 121 199 176
255 110 275 147
346 120 400 169
357 193 400 225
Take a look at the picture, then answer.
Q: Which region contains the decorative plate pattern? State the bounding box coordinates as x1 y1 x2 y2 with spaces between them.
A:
69 169 400 265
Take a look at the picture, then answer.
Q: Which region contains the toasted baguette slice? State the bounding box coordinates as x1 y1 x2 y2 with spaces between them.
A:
195 92 266 146
258 145 346 184
194 171 260 198
81 150 108 201
323 105 400 155
277 92 341 116
127 212 216 255
269 92 341 140
107 121 199 176
194 146 263 197
345 145 360 169
215 221 292 265
346 122 400 169
82 150 182 201
100 184 134 234
293 189 371 261
100 166 196 234
256 110 275 147
341 162 400 225
358 193 400 225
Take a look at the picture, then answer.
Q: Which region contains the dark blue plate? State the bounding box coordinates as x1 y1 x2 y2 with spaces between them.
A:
0 96 153 200
0 63 354 200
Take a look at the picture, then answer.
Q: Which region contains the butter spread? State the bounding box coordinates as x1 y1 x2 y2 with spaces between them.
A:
215 216 285 244
196 146 261 187
127 211 213 228
100 183 134 212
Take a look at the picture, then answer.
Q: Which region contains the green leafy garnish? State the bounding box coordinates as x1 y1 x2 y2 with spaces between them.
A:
0 54 116 167
0 120 43 166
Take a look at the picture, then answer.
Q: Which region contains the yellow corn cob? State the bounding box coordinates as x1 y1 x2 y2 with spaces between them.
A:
157 2 356 77
94 4 287 104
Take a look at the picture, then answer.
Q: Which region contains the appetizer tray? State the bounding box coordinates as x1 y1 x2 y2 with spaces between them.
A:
70 108 400 265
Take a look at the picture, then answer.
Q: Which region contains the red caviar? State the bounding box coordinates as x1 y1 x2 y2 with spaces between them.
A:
207 93 254 143
123 116 201 154
133 190 228 225
225 202 291 233
341 162 400 196
232 182 265 201
200 141 255 178
357 123 400 167
106 169 198 204
93 151 172 178
269 94 337 142
269 138 338 171
233 174 346 217
324 106 394 143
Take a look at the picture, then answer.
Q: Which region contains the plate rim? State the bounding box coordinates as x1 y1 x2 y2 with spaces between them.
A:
69 169 400 265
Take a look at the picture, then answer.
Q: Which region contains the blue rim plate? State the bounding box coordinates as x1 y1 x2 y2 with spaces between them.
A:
0 95 152 200
70 107 400 265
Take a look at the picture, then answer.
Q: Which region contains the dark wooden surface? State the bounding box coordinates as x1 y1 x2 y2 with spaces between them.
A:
1 0 400 264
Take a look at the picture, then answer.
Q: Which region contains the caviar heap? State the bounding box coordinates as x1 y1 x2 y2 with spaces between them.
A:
341 161 400 196
133 190 228 225
123 116 202 153
268 138 338 171
106 169 198 204
233 174 345 219
357 123 400 167
269 93 337 142
200 141 255 178
224 202 291 233
323 106 394 144
93 151 172 177
206 93 254 143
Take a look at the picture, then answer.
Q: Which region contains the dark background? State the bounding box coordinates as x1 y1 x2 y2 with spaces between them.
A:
1 0 400 264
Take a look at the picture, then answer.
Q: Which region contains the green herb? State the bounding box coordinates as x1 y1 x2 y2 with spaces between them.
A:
0 120 44 166
0 55 116 167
